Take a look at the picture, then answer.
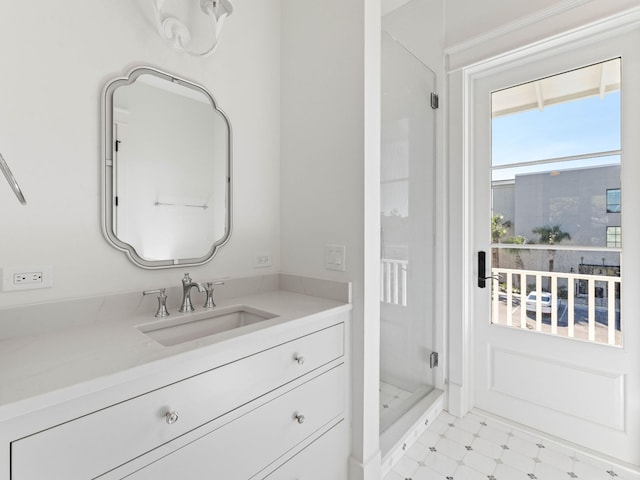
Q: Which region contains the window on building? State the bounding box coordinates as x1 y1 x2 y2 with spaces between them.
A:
607 188 621 213
607 226 621 248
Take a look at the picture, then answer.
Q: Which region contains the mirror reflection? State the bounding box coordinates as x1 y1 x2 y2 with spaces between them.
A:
102 67 231 268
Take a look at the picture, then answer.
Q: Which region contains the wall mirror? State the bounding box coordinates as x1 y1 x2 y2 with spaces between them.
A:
102 67 231 268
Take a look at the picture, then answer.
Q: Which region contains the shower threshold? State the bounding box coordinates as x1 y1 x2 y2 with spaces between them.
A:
379 387 445 476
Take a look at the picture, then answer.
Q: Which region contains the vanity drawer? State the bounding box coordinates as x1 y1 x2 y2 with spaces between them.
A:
122 364 345 480
10 323 344 480
260 421 348 480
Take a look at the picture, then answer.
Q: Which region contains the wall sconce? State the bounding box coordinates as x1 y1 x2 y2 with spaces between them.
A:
155 0 234 56
0 152 27 205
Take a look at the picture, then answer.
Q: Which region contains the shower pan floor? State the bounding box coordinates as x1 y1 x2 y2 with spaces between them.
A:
380 381 413 415
380 380 434 434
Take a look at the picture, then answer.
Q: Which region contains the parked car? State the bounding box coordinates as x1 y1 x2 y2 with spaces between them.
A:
525 292 553 314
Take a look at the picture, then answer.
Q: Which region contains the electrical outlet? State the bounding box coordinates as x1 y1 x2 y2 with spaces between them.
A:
2 266 53 291
253 252 273 268
14 272 43 284
325 244 346 271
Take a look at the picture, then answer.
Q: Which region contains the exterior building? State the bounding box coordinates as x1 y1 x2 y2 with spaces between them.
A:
493 164 621 276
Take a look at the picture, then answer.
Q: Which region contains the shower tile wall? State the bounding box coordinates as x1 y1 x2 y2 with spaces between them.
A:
384 411 640 480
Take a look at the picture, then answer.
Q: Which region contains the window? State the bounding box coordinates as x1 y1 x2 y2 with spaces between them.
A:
607 188 621 213
490 58 622 345
607 226 621 248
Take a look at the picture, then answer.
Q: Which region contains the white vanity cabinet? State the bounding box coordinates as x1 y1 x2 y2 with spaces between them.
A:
123 365 344 480
8 321 347 480
260 421 348 480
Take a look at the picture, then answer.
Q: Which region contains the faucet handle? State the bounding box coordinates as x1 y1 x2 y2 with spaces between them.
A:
203 281 224 309
182 273 192 284
143 288 170 318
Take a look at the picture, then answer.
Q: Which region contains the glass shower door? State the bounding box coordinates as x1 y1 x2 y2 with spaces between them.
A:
380 31 436 433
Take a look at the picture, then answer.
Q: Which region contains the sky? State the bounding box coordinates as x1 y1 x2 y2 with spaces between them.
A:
492 91 621 181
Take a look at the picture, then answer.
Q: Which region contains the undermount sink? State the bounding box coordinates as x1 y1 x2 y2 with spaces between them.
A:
137 305 278 347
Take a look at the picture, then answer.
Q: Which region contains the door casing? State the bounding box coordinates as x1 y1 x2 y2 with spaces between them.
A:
448 11 640 466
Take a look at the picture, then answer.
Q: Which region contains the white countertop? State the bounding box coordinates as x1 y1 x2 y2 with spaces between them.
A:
0 275 351 422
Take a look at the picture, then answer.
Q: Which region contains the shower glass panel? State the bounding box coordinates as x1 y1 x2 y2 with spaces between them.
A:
380 32 436 433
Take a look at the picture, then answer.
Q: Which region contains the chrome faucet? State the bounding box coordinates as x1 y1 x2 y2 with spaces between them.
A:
179 273 205 313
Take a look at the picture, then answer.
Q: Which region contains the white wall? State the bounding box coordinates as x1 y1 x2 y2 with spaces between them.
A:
0 0 281 307
383 0 444 76
279 1 381 478
445 0 564 47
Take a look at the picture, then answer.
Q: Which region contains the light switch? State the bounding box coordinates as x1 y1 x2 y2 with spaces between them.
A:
325 244 346 272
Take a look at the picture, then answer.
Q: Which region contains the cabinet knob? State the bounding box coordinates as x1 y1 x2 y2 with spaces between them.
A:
294 413 305 424
294 354 305 365
165 411 179 425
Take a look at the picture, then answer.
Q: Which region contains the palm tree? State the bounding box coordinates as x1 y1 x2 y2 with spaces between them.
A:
532 224 571 273
491 214 511 268
503 235 527 290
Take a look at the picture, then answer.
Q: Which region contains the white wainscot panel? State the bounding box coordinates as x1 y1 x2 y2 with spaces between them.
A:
489 346 624 430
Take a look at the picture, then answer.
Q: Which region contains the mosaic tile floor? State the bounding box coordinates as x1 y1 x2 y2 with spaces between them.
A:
383 411 640 480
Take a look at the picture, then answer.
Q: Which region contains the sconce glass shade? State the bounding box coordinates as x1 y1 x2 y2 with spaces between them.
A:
155 0 233 57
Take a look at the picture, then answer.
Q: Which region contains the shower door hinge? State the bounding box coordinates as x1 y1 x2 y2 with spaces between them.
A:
430 93 439 109
429 351 439 368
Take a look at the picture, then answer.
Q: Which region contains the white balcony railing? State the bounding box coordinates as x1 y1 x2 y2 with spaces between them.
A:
492 267 621 346
381 258 408 306
380 262 620 345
